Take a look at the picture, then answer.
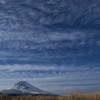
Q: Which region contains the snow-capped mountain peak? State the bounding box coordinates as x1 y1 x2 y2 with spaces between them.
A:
0 81 48 95
9 81 41 91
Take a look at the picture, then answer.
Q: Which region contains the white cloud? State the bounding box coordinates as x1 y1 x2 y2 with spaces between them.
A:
0 64 99 79
48 31 86 41
0 29 86 43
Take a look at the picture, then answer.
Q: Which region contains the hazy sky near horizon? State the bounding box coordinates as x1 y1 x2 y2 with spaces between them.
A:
0 0 100 95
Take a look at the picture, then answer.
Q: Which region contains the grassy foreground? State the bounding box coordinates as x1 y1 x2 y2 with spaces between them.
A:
0 93 100 100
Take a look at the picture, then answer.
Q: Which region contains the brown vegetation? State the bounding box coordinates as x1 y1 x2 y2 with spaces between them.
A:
0 93 100 100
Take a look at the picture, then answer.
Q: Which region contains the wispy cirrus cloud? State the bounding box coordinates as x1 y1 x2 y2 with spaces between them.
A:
0 64 99 78
0 30 86 42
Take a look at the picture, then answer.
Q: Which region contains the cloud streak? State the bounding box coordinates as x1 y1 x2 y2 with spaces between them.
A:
0 64 99 78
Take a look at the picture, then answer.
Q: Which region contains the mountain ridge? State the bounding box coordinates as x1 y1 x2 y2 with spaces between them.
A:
0 81 50 95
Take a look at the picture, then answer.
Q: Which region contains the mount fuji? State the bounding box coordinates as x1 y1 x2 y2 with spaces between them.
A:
0 81 50 95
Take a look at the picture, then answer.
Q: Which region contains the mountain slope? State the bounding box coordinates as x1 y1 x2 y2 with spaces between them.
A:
0 81 48 95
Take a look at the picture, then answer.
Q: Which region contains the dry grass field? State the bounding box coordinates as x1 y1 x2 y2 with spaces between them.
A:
0 93 100 100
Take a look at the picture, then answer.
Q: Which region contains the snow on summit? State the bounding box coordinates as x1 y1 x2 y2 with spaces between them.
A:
0 81 48 95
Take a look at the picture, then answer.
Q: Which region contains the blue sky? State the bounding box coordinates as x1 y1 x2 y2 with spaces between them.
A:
0 0 100 95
